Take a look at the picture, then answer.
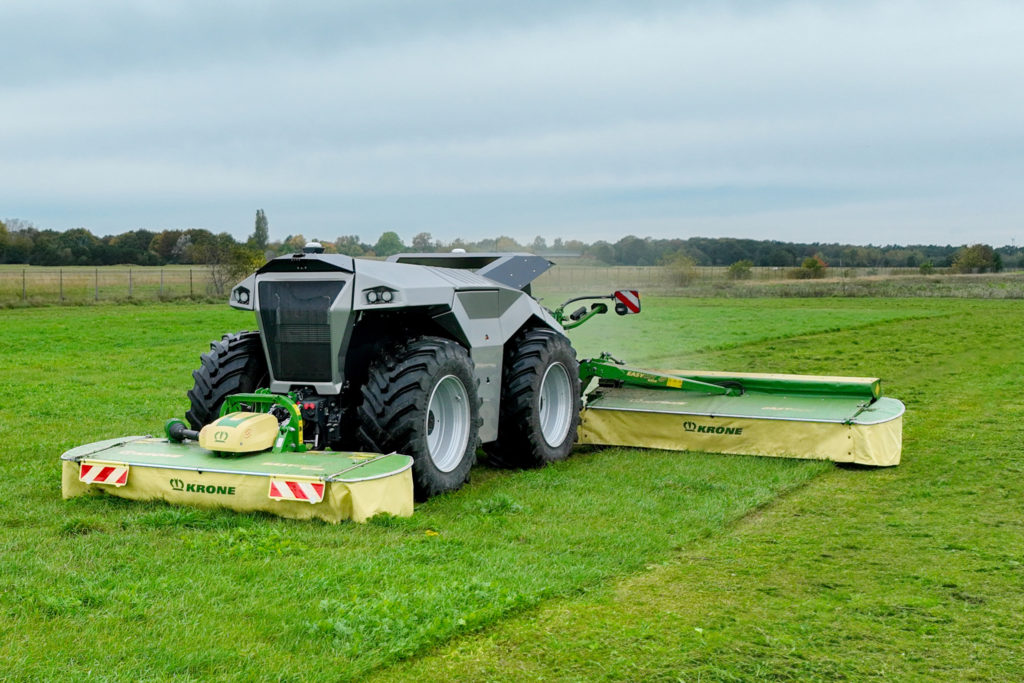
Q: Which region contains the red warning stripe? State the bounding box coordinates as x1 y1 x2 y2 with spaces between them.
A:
268 479 325 504
614 289 641 313
79 461 130 487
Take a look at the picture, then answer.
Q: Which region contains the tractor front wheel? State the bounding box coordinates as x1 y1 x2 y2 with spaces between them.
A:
488 328 581 468
185 331 269 430
356 336 480 501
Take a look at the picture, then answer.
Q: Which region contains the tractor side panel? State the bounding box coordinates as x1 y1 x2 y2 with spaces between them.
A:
449 289 566 444
451 291 504 443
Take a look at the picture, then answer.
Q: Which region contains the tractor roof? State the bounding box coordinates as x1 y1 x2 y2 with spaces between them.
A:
388 252 553 291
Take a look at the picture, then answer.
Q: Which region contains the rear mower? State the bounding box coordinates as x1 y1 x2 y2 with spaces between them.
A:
62 249 903 522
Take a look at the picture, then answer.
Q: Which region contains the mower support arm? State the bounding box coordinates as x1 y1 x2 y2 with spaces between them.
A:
580 355 741 397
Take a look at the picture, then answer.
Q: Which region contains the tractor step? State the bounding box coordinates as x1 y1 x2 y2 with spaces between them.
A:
61 436 413 523
578 370 904 467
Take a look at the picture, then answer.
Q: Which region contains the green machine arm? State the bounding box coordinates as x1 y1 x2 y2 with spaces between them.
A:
579 353 741 397
552 290 641 330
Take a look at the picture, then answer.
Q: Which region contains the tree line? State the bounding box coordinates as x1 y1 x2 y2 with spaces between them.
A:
1 214 1017 273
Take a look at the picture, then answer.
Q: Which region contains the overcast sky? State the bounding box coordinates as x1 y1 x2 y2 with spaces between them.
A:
2 1 1022 246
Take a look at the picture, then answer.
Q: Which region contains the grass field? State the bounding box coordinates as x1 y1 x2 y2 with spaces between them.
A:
1 298 1021 680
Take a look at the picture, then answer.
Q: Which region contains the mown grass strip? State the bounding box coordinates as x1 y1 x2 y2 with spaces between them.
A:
375 301 1024 681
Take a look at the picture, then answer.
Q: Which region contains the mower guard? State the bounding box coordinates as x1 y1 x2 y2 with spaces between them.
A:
61 436 414 523
578 369 904 466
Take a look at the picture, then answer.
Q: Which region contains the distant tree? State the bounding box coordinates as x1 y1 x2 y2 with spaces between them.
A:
614 236 654 266
171 233 193 262
373 231 405 257
563 239 585 254
495 235 521 252
150 230 183 263
919 261 935 275
474 237 497 251
952 244 1000 273
0 219 9 262
665 250 697 285
249 209 269 251
2 224 34 263
190 232 262 295
803 256 826 276
587 241 615 265
728 259 754 280
412 232 434 252
287 234 308 253
57 228 101 265
790 256 826 279
334 235 364 257
531 235 547 252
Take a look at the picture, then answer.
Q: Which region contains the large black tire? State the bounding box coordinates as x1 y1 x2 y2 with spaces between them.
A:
356 336 480 501
488 328 581 468
185 331 269 430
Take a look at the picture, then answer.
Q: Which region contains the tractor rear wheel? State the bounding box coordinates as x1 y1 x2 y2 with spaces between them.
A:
488 328 581 468
356 336 480 501
186 331 269 430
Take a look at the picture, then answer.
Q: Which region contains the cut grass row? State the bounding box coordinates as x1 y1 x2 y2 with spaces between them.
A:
378 301 1024 680
0 298 1012 680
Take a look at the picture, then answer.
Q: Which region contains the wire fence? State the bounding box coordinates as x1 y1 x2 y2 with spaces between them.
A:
531 264 931 295
0 267 221 304
0 264 952 306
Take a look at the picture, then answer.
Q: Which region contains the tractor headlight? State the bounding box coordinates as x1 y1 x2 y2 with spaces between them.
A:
364 287 396 305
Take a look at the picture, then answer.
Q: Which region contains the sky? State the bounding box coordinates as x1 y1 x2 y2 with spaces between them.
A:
2 0 1022 247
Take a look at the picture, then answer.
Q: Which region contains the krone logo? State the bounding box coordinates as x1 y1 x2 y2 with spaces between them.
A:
167 478 236 496
214 430 230 443
683 420 744 436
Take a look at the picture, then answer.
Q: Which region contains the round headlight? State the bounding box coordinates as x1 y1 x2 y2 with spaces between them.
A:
380 289 393 303
366 290 379 304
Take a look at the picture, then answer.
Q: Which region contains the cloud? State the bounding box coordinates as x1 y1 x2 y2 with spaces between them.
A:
2 1 1022 245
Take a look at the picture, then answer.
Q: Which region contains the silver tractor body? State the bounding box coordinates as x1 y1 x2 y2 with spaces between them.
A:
226 251 563 445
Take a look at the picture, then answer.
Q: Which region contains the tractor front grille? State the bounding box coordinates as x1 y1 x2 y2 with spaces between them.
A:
258 280 347 382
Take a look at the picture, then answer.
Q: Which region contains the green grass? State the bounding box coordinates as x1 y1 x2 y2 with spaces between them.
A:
378 301 1024 681
1 299 1020 680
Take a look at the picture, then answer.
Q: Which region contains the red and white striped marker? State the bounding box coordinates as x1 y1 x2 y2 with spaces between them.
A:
614 289 641 313
268 478 326 504
79 461 129 487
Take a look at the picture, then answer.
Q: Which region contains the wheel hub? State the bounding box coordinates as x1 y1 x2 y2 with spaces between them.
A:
425 374 470 472
539 362 573 447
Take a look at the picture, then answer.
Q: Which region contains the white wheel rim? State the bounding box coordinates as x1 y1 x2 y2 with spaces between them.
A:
425 374 470 472
539 362 573 447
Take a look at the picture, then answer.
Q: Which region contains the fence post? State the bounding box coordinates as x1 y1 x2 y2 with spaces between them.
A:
95 268 99 301
189 269 193 296
60 268 64 302
128 267 133 298
22 269 26 302
160 268 164 297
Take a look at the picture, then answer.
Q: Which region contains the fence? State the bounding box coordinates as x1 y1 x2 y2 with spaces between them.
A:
0 263 963 305
0 267 220 304
531 264 931 295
